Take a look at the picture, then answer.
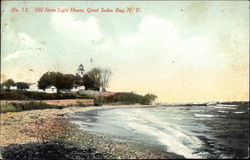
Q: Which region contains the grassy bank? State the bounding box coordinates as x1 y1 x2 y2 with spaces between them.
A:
0 90 93 100
0 102 65 113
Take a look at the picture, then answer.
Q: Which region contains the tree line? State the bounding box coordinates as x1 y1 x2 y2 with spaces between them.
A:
1 68 112 92
1 79 29 90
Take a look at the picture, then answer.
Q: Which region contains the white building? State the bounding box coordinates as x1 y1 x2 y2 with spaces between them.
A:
10 85 17 90
71 85 85 92
27 83 44 92
45 85 57 93
76 64 85 78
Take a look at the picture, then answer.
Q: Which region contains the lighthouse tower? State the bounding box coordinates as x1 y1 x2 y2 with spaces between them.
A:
76 64 85 78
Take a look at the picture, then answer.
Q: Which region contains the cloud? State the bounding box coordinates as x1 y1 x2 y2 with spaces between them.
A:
3 32 46 61
18 33 38 48
120 15 218 69
4 50 25 61
51 12 103 42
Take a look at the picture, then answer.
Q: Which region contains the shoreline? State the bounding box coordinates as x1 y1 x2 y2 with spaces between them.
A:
68 105 185 159
0 104 184 159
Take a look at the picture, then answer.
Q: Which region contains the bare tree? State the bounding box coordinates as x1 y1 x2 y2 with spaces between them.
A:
101 68 112 91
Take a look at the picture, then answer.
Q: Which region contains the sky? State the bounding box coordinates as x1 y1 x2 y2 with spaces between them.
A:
1 1 249 102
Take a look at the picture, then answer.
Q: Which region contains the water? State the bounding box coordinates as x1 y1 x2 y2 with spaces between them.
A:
71 102 249 159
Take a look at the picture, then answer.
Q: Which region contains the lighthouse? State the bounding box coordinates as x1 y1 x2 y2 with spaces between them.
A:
76 64 85 78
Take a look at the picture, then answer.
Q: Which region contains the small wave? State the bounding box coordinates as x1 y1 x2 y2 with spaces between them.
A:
234 111 244 114
217 111 229 113
212 106 228 109
194 114 225 118
211 106 237 110
217 104 238 107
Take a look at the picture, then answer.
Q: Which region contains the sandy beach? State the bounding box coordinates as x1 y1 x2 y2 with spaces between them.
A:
0 105 183 159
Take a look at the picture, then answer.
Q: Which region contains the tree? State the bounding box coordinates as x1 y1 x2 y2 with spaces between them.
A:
74 75 83 86
38 72 75 91
82 74 96 90
62 74 75 90
16 82 29 90
38 72 54 90
100 68 112 91
2 79 15 89
38 72 64 91
86 68 102 91
143 94 157 105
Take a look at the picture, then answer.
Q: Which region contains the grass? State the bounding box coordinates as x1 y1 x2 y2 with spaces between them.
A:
0 103 20 113
0 101 65 114
0 90 94 100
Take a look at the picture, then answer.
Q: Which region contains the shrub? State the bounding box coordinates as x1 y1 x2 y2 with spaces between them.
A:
94 92 157 105
0 102 65 113
0 103 21 113
94 97 106 106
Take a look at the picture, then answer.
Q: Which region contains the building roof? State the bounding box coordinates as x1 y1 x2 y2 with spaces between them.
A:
46 85 57 89
78 64 85 71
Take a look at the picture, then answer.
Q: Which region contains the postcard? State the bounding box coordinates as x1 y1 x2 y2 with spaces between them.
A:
1 0 249 159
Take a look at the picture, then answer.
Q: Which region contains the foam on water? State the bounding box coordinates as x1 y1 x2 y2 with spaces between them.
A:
194 114 226 118
114 109 203 158
234 111 245 114
217 111 229 113
72 103 249 159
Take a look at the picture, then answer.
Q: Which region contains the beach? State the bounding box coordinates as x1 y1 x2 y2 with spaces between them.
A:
0 105 183 159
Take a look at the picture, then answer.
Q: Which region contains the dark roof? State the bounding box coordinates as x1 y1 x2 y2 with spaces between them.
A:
46 85 56 89
78 64 85 71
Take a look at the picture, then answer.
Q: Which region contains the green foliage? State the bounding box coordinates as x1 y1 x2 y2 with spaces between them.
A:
114 92 145 104
0 102 64 113
37 68 112 92
38 72 75 91
38 72 54 90
0 90 93 100
143 94 158 105
63 74 75 90
2 79 15 89
82 74 96 90
74 75 83 86
0 103 19 113
94 97 106 106
86 68 102 91
16 82 29 90
94 92 157 105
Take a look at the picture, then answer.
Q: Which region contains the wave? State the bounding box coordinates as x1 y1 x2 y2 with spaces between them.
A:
194 114 226 118
210 106 238 110
217 111 229 113
234 111 245 114
217 104 238 107
114 109 203 158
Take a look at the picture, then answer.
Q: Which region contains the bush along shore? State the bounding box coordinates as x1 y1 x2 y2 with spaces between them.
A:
1 90 158 114
94 92 157 106
0 102 65 114
0 90 93 100
0 106 184 159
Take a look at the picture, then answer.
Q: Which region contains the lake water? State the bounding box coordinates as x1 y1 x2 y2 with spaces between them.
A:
71 102 249 159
